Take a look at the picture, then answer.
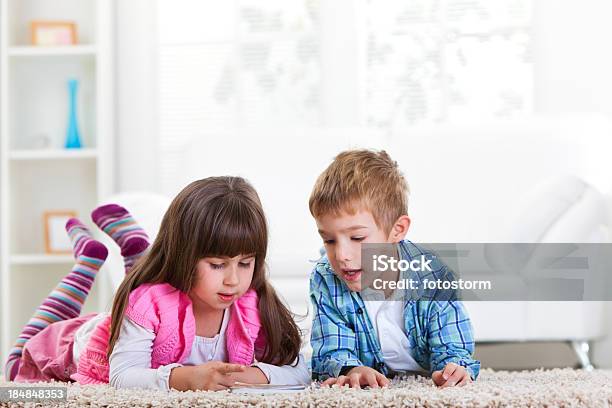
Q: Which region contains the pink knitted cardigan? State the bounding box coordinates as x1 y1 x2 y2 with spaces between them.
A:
71 283 265 384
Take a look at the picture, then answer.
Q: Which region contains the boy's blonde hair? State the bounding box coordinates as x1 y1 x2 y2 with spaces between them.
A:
309 149 409 233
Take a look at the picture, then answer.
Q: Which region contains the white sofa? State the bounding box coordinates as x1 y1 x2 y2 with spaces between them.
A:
380 116 612 369
104 114 612 368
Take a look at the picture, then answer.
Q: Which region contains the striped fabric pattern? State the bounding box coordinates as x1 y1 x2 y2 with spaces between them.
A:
92 204 150 273
4 219 107 381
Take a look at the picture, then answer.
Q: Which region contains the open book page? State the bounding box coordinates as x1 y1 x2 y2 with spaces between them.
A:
230 382 308 394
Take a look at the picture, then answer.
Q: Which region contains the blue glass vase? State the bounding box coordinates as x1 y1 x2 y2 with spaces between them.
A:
65 79 82 149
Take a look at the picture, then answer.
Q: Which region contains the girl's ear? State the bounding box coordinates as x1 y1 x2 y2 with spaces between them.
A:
387 215 411 243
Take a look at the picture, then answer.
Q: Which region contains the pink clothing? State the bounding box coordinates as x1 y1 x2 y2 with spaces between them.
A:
14 313 98 383
73 283 264 384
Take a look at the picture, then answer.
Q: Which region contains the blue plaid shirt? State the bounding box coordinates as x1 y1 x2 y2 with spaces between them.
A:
309 239 480 380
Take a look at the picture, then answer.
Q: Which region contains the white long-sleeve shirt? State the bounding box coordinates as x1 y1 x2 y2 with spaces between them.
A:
363 294 427 374
72 310 310 390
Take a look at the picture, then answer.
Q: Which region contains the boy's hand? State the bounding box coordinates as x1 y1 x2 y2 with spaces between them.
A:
432 363 472 388
321 366 390 389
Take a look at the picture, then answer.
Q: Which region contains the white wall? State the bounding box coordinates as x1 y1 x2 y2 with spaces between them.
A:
533 0 612 369
115 0 161 193
534 0 612 117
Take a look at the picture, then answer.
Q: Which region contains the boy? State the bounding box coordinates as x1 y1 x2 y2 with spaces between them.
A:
308 149 480 388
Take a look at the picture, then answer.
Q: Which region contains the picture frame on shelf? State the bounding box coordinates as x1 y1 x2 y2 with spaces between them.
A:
43 210 77 254
31 21 78 46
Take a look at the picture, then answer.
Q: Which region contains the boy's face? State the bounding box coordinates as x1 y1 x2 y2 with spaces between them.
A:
316 207 408 291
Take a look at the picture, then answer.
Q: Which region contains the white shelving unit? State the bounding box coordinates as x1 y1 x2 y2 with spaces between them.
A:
0 0 114 366
9 148 98 160
8 45 97 57
10 254 76 265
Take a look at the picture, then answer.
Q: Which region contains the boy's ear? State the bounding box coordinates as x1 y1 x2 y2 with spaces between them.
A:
387 215 411 243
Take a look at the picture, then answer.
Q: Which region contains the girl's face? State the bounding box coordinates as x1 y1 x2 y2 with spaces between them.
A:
190 254 256 311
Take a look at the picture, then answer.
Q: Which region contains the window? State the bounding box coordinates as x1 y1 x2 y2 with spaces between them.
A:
156 0 532 191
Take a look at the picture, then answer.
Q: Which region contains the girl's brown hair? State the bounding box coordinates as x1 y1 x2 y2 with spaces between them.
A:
107 176 301 365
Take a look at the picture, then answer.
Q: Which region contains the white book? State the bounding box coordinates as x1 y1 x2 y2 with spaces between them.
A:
230 382 307 394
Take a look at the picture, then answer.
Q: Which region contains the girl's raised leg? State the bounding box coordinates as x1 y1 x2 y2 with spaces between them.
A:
3 219 108 380
92 204 150 274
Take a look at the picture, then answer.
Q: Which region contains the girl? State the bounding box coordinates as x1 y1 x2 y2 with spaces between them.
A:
5 176 309 391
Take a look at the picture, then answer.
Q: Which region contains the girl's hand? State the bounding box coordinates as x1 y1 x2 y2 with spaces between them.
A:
432 362 472 388
321 366 390 389
195 362 246 391
170 362 246 391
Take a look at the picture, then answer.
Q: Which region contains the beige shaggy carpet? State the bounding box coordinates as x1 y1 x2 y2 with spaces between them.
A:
1 368 612 407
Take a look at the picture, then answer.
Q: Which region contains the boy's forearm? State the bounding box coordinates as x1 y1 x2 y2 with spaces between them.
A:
312 352 364 380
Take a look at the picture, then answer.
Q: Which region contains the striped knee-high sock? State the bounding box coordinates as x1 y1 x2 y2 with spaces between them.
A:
4 219 107 381
91 204 150 274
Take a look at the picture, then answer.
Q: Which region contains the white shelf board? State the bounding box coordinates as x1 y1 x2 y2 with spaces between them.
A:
10 254 75 265
9 148 98 160
8 45 97 57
